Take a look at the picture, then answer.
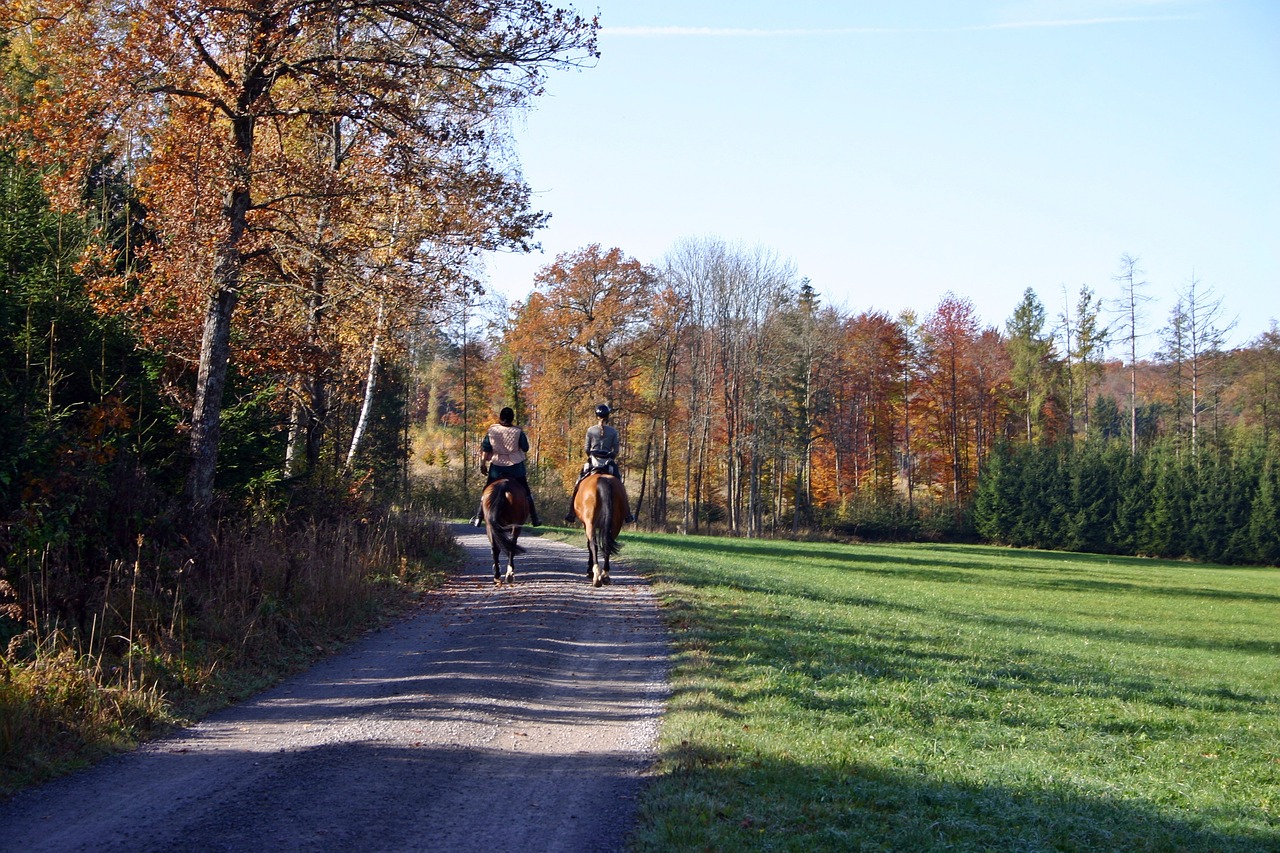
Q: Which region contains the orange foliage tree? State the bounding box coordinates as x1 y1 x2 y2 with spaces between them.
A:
826 310 912 504
507 244 659 485
1 0 598 537
918 293 1011 508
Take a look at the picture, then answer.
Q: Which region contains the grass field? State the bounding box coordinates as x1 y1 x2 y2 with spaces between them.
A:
615 533 1279 852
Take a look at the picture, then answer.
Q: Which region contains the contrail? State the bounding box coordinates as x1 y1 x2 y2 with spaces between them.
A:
603 17 1193 38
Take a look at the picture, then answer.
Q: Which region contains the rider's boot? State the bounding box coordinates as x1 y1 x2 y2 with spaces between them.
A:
471 504 484 527
527 494 541 527
563 482 579 524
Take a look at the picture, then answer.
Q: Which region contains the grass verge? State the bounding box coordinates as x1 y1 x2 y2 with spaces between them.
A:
620 533 1279 852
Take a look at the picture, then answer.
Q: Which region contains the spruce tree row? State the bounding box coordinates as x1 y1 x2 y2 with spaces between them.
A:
974 437 1280 566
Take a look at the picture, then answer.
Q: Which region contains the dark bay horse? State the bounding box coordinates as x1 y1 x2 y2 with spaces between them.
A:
572 473 629 588
481 478 531 585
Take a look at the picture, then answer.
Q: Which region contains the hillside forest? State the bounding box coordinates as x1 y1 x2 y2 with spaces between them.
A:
0 0 1276 791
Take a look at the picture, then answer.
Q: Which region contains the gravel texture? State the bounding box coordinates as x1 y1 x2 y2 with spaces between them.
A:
0 524 669 853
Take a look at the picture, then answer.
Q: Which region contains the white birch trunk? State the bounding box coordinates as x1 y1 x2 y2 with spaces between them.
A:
346 299 385 468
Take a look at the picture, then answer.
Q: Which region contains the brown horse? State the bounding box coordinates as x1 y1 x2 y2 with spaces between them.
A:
481 478 531 585
572 472 629 588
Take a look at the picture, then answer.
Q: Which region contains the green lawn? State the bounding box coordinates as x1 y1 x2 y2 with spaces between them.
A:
619 534 1279 852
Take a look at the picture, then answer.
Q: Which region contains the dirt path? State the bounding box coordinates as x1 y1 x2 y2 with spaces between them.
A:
0 524 669 853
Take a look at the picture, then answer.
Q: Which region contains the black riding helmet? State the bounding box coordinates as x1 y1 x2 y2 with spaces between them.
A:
595 403 610 419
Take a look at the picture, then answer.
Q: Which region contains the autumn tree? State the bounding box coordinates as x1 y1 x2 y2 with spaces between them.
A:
920 293 984 507
713 246 794 535
1231 324 1280 446
626 276 685 526
512 244 657 409
659 237 725 533
508 244 659 494
897 309 924 510
831 310 909 504
2 0 598 538
647 238 795 535
969 325 1015 469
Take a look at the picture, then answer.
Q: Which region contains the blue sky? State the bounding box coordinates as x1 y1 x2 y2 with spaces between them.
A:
483 0 1279 351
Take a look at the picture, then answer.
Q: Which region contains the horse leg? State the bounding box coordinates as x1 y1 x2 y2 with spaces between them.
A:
591 530 605 588
506 526 519 584
490 530 502 585
585 531 599 585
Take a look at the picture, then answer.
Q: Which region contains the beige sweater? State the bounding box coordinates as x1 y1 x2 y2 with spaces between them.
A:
485 424 527 467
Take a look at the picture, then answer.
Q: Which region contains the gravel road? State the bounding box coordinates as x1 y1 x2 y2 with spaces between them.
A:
0 524 669 853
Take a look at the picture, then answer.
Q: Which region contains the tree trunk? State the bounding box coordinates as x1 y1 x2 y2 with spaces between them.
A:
188 281 239 531
187 108 254 542
346 299 385 467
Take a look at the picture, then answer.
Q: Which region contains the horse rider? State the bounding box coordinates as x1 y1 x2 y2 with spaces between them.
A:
564 403 633 524
471 406 540 527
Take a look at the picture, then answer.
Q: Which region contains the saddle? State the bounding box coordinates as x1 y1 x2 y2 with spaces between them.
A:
584 454 619 478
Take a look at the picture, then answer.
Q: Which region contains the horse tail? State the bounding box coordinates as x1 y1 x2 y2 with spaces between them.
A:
599 478 623 557
486 484 526 555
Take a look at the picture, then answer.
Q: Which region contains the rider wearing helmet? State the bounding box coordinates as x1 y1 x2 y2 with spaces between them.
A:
471 406 540 527
563 403 632 524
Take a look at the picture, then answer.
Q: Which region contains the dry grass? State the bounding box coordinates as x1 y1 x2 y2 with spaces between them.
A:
0 503 458 796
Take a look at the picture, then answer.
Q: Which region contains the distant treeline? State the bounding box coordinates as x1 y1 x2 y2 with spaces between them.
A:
418 240 1279 565
975 439 1279 565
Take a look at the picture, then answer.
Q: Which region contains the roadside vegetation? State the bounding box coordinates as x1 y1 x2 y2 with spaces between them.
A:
624 532 1279 852
0 494 457 797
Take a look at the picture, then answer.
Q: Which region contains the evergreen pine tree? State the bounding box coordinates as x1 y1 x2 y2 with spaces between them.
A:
1112 448 1150 555
973 442 1011 542
1010 444 1042 547
1222 447 1261 565
1188 451 1231 562
1142 442 1191 558
1248 455 1280 565
1069 442 1121 553
1036 445 1071 550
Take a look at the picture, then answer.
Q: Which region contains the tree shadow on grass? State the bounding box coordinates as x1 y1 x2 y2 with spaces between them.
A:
672 592 1277 723
632 539 1280 658
637 751 1276 853
631 534 1280 607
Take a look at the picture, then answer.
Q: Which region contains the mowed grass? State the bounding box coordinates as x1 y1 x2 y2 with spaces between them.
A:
621 534 1279 852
